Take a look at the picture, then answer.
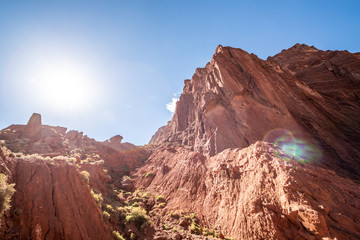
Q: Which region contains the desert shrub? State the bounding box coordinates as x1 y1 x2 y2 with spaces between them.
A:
80 170 90 184
103 210 110 220
184 215 191 221
189 222 202 235
0 174 16 217
125 207 149 229
156 195 165 203
130 233 137 240
132 202 140 207
158 202 166 208
145 172 154 178
106 204 115 212
117 207 127 220
205 229 216 237
112 231 125 240
91 189 103 205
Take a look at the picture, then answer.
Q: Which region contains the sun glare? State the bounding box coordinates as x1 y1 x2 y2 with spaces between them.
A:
29 59 99 113
2 43 104 116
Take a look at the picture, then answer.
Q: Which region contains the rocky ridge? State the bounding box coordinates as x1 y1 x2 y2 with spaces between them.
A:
150 44 360 180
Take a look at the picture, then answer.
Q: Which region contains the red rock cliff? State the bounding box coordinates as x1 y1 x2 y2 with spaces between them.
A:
150 44 360 180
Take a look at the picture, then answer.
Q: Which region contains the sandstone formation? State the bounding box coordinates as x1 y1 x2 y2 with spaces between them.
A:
0 146 111 240
1 43 360 240
150 44 360 180
0 114 150 240
0 117 150 177
136 142 360 239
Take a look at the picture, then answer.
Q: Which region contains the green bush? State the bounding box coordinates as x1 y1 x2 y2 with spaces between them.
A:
112 231 125 240
125 207 149 229
0 174 16 217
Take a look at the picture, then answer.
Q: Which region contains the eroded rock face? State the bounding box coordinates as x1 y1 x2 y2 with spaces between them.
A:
136 142 360 240
0 149 112 240
150 44 360 180
0 114 151 239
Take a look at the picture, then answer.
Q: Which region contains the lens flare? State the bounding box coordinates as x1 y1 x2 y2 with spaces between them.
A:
263 129 323 163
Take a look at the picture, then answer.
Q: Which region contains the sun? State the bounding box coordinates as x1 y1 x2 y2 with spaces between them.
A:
29 59 99 113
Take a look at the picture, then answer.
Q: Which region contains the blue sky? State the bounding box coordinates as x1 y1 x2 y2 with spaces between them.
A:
0 0 359 145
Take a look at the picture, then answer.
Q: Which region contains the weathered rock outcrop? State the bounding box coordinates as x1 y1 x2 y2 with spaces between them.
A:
136 142 360 240
150 44 360 180
0 115 151 239
25 113 42 139
0 147 112 240
0 115 150 177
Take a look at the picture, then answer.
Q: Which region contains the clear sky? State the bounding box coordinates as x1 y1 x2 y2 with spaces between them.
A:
0 0 359 145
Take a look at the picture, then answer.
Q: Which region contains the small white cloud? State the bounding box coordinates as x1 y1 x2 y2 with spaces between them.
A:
166 97 178 114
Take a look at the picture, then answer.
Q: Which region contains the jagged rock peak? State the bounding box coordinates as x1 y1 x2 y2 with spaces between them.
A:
291 43 318 50
109 135 123 144
27 113 42 127
215 44 224 54
25 113 42 138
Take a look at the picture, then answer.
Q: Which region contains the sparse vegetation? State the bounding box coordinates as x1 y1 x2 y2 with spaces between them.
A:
106 204 115 213
158 202 166 208
103 210 111 220
90 188 103 206
112 231 125 240
145 172 154 178
189 222 202 235
0 174 16 217
80 170 90 184
125 206 149 229
130 233 136 240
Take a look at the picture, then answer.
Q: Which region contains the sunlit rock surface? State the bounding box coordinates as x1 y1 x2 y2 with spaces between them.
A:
1 44 360 239
150 44 360 180
136 142 360 240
